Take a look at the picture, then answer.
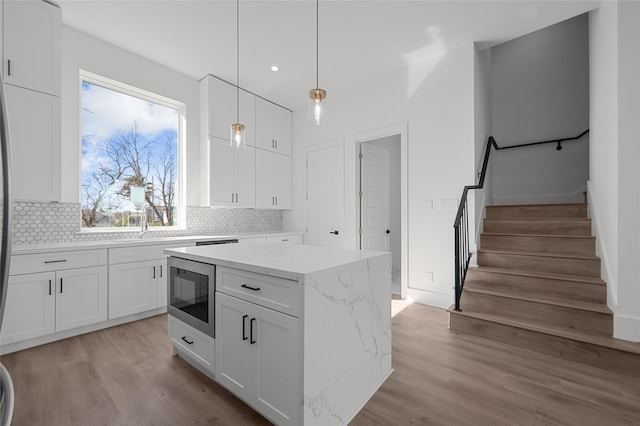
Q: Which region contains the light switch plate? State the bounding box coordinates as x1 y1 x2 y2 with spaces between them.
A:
440 199 458 209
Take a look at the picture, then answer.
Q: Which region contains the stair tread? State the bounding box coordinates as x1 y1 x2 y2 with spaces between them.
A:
464 285 612 314
482 232 595 240
469 266 606 285
488 203 587 208
478 248 600 261
448 307 640 355
485 218 591 222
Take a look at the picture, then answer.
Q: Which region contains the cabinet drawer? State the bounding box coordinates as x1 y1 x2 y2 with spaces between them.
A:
266 234 303 244
169 316 214 372
109 242 196 264
10 249 107 275
217 266 300 317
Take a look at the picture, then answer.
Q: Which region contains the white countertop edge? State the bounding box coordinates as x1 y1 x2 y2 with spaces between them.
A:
164 244 390 279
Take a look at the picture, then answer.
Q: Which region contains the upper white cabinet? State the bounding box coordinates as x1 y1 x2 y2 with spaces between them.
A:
3 0 61 96
255 97 292 156
5 84 61 201
210 136 255 208
201 75 255 147
255 149 292 209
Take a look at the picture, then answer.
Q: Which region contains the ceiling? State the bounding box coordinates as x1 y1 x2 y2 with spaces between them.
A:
57 0 599 110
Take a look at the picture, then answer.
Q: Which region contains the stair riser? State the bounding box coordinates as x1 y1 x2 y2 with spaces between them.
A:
449 313 640 378
461 291 612 336
486 204 587 219
481 234 595 255
466 270 606 304
484 219 591 236
478 252 600 277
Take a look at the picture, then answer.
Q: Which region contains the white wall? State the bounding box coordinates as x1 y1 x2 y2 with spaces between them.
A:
473 45 493 249
368 135 401 277
60 26 202 206
285 44 475 308
491 14 589 205
589 0 640 341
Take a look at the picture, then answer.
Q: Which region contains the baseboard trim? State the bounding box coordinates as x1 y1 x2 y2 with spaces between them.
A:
614 314 640 342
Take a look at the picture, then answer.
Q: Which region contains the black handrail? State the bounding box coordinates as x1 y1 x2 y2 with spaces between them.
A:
452 129 589 311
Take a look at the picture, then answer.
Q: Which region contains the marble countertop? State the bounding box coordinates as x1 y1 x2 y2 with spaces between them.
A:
11 232 304 255
165 242 389 280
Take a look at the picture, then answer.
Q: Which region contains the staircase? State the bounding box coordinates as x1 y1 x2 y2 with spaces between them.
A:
449 202 640 377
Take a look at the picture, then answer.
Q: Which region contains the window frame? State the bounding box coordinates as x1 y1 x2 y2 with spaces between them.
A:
78 70 186 232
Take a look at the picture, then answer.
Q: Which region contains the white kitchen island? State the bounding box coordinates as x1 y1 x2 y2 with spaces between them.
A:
165 242 392 426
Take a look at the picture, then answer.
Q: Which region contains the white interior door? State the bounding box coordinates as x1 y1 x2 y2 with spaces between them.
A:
360 144 390 251
306 142 344 247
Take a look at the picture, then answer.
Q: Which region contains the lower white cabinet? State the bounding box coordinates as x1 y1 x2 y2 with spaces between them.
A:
0 266 107 345
108 260 165 320
216 292 300 426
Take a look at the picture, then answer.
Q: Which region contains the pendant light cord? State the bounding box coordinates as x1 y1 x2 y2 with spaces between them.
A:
315 0 319 89
236 0 240 123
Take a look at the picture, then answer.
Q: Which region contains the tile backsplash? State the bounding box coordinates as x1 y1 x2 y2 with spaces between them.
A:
10 201 282 247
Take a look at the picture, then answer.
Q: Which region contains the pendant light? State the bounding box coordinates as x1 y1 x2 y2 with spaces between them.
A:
230 0 245 147
308 0 327 125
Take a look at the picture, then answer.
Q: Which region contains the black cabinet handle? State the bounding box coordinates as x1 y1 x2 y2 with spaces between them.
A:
241 284 261 291
159 265 163 278
330 230 339 235
49 280 52 296
60 278 63 294
7 59 10 76
153 266 156 279
242 314 248 341
44 259 67 264
250 318 256 344
181 336 194 345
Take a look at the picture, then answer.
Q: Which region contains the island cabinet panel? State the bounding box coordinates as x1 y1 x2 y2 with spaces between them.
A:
216 292 300 426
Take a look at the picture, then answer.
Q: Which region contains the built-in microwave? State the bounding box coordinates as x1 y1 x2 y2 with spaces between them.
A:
167 256 216 338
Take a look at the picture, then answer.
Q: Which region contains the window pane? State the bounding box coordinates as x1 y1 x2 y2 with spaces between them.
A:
81 80 180 229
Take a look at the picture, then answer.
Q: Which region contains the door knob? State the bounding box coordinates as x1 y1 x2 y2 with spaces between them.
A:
329 230 339 235
386 229 391 234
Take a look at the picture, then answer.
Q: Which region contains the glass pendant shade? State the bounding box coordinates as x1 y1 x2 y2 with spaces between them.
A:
308 88 327 126
230 122 245 148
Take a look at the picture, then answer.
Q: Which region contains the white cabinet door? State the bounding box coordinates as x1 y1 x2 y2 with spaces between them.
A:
215 292 300 425
210 137 235 205
256 149 291 209
208 77 256 147
55 266 108 332
272 151 292 209
5 84 61 201
273 105 292 156
256 98 292 156
109 260 158 320
0 272 55 345
215 293 252 400
156 259 168 308
253 303 300 426
3 0 61 96
234 144 255 208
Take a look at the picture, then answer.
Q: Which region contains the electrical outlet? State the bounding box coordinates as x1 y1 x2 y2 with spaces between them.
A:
422 200 433 210
440 199 458 209
426 272 433 283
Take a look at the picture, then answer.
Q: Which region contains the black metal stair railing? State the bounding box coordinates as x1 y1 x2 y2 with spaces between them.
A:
452 129 589 311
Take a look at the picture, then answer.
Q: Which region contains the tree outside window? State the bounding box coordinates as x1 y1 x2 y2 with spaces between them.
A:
81 77 181 229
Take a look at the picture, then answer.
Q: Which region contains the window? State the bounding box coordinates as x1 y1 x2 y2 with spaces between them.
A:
80 71 183 230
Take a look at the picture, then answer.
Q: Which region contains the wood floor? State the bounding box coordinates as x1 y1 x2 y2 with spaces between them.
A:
4 298 640 425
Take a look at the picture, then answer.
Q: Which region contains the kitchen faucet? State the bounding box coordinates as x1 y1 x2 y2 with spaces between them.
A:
139 208 148 238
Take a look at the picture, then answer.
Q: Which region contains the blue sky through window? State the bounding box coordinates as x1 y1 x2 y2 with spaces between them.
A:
81 80 180 228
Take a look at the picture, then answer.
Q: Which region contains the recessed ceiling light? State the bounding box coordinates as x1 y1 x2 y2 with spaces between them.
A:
270 65 279 72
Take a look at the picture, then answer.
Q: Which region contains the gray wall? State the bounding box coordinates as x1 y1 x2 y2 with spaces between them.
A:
491 14 589 205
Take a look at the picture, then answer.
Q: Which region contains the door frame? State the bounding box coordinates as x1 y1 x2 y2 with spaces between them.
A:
347 123 408 298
